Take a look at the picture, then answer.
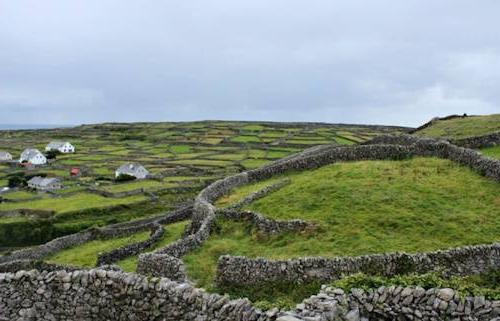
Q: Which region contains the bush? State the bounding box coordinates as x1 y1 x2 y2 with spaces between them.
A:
45 150 61 159
115 173 136 182
8 174 25 188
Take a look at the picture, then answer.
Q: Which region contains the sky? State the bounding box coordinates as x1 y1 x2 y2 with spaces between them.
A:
0 1 499 127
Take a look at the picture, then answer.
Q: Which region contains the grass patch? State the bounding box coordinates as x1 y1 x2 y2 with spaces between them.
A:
240 159 271 169
481 146 500 159
0 193 146 213
117 220 189 272
102 180 165 193
1 190 39 200
230 135 261 143
170 145 192 154
241 125 265 132
47 231 151 267
415 114 500 139
185 157 500 293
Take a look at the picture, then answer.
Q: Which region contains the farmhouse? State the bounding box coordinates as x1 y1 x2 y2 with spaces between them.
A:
27 176 63 191
45 141 75 153
0 151 12 161
19 148 47 165
115 163 149 179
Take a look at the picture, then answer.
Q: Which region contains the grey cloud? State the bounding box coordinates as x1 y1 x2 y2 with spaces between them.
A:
0 0 499 126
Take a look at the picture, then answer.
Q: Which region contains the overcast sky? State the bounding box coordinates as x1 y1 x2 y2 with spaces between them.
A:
0 1 499 127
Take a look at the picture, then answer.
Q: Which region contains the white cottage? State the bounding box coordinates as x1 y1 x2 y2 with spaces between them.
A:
27 176 63 191
115 163 149 179
45 141 75 153
0 151 12 162
19 148 47 165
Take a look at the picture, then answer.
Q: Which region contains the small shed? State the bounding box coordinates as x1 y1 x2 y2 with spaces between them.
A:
70 168 81 177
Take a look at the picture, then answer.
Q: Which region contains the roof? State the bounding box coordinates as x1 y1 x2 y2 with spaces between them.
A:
47 141 70 149
116 163 148 175
21 148 43 160
28 176 61 187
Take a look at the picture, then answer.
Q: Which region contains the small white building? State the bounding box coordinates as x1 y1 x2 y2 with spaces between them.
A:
0 151 12 162
19 148 47 165
45 141 75 153
27 176 63 191
115 163 149 179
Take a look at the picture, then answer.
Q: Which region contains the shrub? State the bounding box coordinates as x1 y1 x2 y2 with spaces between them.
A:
115 174 136 182
45 150 61 159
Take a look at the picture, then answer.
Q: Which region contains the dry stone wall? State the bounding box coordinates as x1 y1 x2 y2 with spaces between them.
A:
218 210 310 235
96 223 164 266
2 135 500 320
285 285 500 321
454 131 500 149
0 205 192 267
0 269 270 321
0 229 98 265
215 243 500 286
137 253 187 281
1 269 498 321
224 179 290 211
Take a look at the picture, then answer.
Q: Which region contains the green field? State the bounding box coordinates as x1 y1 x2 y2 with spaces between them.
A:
185 157 500 291
481 146 500 159
117 220 189 271
47 230 151 267
0 193 146 213
0 121 400 247
46 220 189 270
415 114 500 139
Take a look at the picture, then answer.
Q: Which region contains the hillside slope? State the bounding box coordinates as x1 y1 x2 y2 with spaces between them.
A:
413 114 500 139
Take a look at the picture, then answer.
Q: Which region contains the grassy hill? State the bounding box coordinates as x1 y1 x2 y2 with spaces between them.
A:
414 114 500 139
0 121 404 248
185 157 500 292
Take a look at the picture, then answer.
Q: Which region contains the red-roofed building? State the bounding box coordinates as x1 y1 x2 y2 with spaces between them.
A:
70 168 81 177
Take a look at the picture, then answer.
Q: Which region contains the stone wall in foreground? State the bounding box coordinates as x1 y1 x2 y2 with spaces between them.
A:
1 269 498 321
285 285 500 321
0 269 269 321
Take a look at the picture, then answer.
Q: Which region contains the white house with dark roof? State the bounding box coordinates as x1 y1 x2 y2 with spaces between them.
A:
45 141 75 153
19 148 47 165
27 176 63 191
115 163 149 179
0 151 12 162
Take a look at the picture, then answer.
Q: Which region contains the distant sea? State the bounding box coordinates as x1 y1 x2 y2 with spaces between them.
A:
0 124 73 130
